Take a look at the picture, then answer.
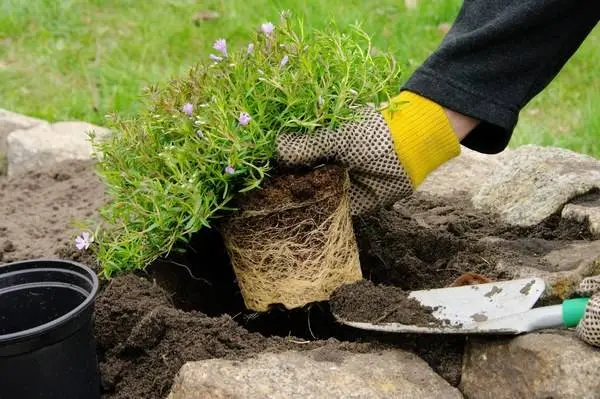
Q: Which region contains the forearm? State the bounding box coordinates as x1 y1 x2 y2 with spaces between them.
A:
403 0 599 153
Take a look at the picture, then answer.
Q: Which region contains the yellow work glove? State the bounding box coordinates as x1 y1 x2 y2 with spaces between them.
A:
276 91 461 214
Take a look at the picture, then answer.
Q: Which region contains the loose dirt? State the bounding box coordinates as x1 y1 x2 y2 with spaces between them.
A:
330 279 440 326
94 273 353 399
0 160 107 263
1 159 596 395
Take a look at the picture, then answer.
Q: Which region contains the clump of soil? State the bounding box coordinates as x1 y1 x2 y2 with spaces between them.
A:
219 163 360 312
232 164 346 212
331 280 440 326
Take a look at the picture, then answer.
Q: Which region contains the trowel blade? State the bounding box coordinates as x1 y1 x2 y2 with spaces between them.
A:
334 277 546 334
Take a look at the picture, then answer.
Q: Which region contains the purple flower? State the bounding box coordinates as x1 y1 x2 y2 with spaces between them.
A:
213 38 227 57
280 55 289 67
225 166 235 174
238 112 251 126
182 102 194 116
261 22 274 36
209 54 223 62
75 231 93 250
246 43 254 54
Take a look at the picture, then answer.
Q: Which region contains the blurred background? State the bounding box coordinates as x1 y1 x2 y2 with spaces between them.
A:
1 0 598 156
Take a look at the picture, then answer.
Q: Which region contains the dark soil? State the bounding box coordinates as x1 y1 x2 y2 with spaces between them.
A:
330 279 440 326
219 164 346 237
2 159 597 396
94 273 373 399
353 193 594 292
232 164 346 212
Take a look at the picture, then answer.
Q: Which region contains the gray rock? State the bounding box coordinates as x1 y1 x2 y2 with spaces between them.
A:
461 332 600 399
562 199 600 239
487 238 600 301
7 120 110 176
472 145 600 226
0 108 46 175
168 348 463 399
417 146 508 198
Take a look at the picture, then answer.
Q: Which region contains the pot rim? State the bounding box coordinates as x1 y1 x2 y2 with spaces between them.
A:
0 258 99 344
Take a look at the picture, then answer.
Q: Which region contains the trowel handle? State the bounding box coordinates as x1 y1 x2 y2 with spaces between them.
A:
562 297 591 327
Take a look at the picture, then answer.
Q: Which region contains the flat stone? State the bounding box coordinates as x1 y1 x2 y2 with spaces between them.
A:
418 146 508 198
7 121 110 177
562 196 600 239
168 348 463 399
487 238 600 301
461 332 600 399
0 108 46 175
472 145 600 227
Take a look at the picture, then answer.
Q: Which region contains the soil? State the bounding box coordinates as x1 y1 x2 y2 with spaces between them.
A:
219 164 346 234
330 279 440 326
231 164 346 212
1 159 596 396
353 194 593 292
94 273 375 399
0 160 107 263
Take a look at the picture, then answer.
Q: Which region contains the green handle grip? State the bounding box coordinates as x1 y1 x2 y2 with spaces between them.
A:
562 297 590 327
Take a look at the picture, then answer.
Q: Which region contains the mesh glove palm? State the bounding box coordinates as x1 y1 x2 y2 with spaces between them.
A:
576 276 600 347
275 106 414 215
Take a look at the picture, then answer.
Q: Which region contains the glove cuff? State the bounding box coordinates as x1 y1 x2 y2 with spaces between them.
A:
381 91 461 188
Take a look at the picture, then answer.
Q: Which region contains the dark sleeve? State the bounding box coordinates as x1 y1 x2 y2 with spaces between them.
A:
402 0 599 154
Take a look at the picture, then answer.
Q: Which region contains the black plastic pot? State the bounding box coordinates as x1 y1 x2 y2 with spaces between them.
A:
0 259 100 399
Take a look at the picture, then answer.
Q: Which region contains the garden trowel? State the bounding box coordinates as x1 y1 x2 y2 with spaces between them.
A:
333 278 590 334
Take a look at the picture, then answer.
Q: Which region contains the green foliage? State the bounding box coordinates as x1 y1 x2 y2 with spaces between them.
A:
90 13 403 277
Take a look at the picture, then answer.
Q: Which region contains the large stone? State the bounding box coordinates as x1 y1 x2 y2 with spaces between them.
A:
418 146 508 198
0 108 46 174
472 145 600 226
461 332 600 399
486 238 600 301
562 193 600 238
7 121 110 176
168 348 463 399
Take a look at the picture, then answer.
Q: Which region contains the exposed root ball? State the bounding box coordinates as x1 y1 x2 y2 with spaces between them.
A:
219 165 362 311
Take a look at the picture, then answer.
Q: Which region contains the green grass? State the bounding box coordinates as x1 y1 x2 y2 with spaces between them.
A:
1 0 598 156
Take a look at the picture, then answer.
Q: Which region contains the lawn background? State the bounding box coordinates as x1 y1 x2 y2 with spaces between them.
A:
1 0 598 156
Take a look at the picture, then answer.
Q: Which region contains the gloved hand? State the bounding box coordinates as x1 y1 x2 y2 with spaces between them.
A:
576 275 600 347
276 106 413 214
276 91 461 215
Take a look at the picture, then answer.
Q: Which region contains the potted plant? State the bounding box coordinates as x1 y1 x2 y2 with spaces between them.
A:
87 12 403 311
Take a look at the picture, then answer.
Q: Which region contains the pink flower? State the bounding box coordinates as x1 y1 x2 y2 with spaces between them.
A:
182 102 193 116
225 166 235 174
213 38 227 57
261 22 274 36
75 231 93 250
280 55 289 67
209 54 223 62
238 112 251 126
